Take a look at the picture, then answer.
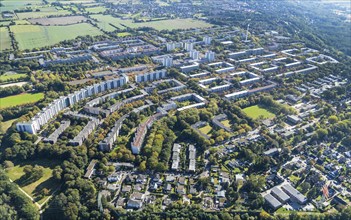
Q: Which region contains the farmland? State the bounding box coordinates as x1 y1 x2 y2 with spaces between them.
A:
16 7 72 20
91 15 213 31
0 27 12 50
0 0 42 12
242 105 276 120
0 92 44 109
6 159 61 205
29 15 87 25
84 6 107 13
10 23 103 50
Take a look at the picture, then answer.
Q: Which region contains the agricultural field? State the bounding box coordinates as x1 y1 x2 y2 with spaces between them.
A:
92 14 212 31
0 72 27 82
242 105 276 120
28 15 87 25
0 92 44 109
0 27 12 50
84 6 107 13
16 7 72 19
0 0 43 12
5 160 61 205
10 23 103 50
91 14 125 31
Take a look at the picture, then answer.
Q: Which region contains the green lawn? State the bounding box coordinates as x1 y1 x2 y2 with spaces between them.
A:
11 23 103 50
0 92 44 109
198 124 212 136
92 15 212 31
6 159 61 205
0 27 12 51
0 73 27 81
242 105 276 120
221 119 231 128
116 32 132 37
0 118 17 133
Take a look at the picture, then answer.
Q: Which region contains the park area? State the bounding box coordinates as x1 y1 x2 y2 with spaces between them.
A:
0 72 27 82
198 124 213 137
91 14 212 31
242 105 276 120
0 27 12 50
10 23 102 50
0 92 44 109
5 160 61 205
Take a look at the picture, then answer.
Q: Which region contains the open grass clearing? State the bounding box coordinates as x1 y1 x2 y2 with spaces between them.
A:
0 92 44 109
29 15 87 25
198 124 213 136
84 6 107 13
220 119 231 128
11 23 102 50
0 81 28 88
0 0 42 11
242 105 276 120
5 159 61 205
0 118 17 133
16 8 72 20
0 27 12 50
0 73 27 82
92 14 212 31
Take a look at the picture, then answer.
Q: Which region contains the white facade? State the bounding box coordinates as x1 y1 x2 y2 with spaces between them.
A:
135 69 167 83
189 50 200 60
205 51 215 62
162 56 173 67
184 42 194 52
203 36 212 45
16 75 129 134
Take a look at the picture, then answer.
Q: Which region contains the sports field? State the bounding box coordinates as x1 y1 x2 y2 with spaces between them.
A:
92 15 212 31
6 159 61 205
0 93 44 109
0 27 12 50
242 105 276 120
0 73 27 82
11 23 102 50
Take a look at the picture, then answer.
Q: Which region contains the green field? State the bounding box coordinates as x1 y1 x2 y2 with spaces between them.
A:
92 15 212 31
0 73 27 81
11 23 103 50
0 0 42 11
199 124 213 136
116 32 132 37
0 27 12 50
242 105 276 120
221 119 231 128
6 160 61 204
0 92 44 109
84 6 107 13
16 7 71 19
0 118 17 133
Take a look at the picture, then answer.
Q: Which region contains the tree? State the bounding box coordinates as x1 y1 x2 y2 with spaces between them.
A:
300 182 311 194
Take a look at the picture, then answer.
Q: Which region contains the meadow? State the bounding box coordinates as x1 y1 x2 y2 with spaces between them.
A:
0 73 27 82
84 6 107 13
11 23 102 50
29 15 87 25
16 7 72 20
199 124 213 136
91 15 212 31
6 159 61 205
0 0 42 12
0 27 12 50
242 105 276 120
0 92 44 109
